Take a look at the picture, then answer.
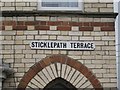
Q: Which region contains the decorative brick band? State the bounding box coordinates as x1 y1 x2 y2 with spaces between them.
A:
18 54 103 90
2 21 114 31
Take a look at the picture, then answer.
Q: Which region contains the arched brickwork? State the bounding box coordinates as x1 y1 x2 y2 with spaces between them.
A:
18 54 103 90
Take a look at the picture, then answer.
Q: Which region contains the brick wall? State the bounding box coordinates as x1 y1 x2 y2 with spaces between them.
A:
1 15 117 88
1 0 114 13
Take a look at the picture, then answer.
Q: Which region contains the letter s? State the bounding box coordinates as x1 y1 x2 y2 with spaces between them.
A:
31 42 35 48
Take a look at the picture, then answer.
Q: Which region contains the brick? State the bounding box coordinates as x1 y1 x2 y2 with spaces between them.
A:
16 3 26 6
27 26 35 30
16 7 23 11
38 71 49 84
57 26 71 31
70 71 80 84
67 68 75 81
69 22 80 26
58 17 71 21
72 26 79 31
57 36 71 40
25 21 39 25
30 79 44 88
35 26 49 30
50 26 57 30
93 27 101 31
2 7 15 11
16 31 24 35
35 35 49 40
39 21 47 25
50 64 58 78
100 8 113 12
47 21 61 26
3 21 16 25
101 27 114 31
85 8 99 12
13 26 27 30
16 21 25 25
34 75 46 87
42 68 52 81
92 3 106 8
17 17 27 21
60 31 68 35
64 65 71 79
30 2 37 6
46 31 60 35
24 31 38 35
80 37 93 40
23 7 37 11
80 27 93 31
5 26 13 30
36 16 49 21
69 31 82 36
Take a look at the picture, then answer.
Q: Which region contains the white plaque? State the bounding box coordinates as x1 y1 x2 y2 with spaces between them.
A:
30 41 95 50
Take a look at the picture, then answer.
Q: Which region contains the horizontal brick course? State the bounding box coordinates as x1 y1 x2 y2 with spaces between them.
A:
2 21 115 31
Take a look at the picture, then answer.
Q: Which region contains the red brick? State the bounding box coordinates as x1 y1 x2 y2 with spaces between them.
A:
107 22 114 26
91 22 102 26
82 22 91 27
61 21 69 26
101 27 114 31
3 21 16 25
69 22 79 26
80 27 93 31
35 26 49 30
43 58 51 66
17 21 25 25
57 26 71 31
2 26 5 30
13 25 27 30
25 21 39 25
39 21 47 25
47 21 62 26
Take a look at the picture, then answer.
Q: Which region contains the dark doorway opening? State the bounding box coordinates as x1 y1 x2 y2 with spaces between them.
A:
43 77 77 90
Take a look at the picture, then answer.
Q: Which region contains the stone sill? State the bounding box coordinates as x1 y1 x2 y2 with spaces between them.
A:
2 11 118 18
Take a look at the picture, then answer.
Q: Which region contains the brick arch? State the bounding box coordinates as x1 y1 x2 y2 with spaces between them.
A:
18 54 103 90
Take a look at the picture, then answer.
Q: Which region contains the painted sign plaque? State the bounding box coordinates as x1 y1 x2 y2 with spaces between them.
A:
30 41 95 50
